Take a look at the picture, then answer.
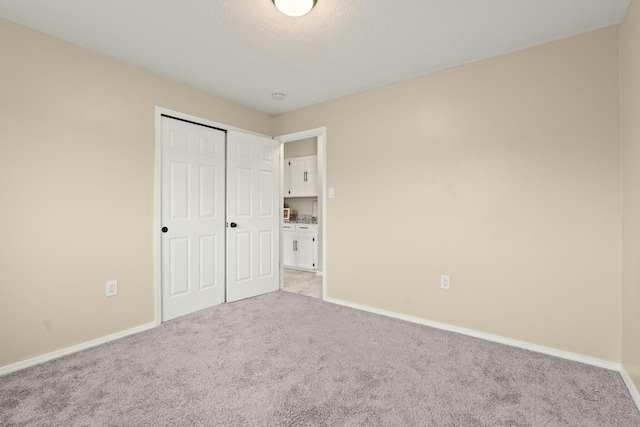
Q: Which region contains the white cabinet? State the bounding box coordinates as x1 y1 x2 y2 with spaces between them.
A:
283 223 318 270
294 224 316 269
284 155 318 197
283 224 296 267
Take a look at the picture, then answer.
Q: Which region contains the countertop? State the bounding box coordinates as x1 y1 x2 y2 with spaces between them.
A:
284 220 318 225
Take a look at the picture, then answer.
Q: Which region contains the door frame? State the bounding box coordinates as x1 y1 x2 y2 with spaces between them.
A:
276 127 328 300
153 107 273 326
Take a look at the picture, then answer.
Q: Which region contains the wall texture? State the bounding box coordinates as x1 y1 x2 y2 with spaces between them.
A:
283 137 317 158
284 198 316 216
0 16 629 372
621 0 640 394
0 18 272 368
274 27 622 362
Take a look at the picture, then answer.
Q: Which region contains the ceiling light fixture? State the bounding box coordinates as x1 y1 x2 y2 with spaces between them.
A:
272 0 317 17
271 93 285 100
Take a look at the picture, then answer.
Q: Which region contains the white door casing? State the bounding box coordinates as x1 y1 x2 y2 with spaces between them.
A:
161 117 226 321
226 131 281 302
283 160 291 197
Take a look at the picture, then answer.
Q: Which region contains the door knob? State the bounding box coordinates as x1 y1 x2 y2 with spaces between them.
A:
230 222 238 228
161 227 168 233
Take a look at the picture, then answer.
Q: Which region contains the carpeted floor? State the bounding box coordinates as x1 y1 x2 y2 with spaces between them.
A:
1 291 639 426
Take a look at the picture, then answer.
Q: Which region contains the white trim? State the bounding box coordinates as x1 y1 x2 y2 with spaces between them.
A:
154 109 163 326
154 107 270 324
320 131 327 301
4 305 637 414
284 266 317 273
0 322 156 376
276 127 328 301
277 127 327 142
278 139 284 290
155 106 271 138
324 297 621 371
621 366 640 411
315 270 323 276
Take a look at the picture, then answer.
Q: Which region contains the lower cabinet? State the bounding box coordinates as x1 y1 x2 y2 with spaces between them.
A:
283 229 296 266
283 223 317 270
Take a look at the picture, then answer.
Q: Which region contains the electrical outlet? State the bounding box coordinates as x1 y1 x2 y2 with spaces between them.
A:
106 280 118 297
440 275 450 290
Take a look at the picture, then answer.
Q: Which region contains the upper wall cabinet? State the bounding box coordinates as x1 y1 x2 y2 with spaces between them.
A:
284 155 318 197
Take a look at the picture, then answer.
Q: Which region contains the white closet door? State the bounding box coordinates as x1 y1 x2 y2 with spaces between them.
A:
161 117 226 321
226 131 280 302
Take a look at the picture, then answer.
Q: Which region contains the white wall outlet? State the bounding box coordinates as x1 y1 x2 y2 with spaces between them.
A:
106 280 118 297
440 275 450 290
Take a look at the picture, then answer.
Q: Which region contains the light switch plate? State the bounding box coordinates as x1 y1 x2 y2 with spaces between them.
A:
328 187 335 199
106 280 118 297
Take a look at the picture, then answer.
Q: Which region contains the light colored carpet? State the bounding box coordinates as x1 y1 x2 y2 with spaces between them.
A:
1 291 638 426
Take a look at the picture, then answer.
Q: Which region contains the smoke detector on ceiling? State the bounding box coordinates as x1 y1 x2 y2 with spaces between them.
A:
271 93 285 101
272 0 317 17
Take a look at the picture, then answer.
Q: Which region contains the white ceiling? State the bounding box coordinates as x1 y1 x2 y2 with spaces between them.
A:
0 0 631 115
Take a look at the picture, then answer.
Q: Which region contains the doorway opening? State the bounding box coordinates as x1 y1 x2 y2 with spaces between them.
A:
277 128 328 301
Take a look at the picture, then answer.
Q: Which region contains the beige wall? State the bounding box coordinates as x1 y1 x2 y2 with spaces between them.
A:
283 137 317 158
0 15 630 372
621 0 640 393
284 197 316 215
274 27 622 362
0 19 272 367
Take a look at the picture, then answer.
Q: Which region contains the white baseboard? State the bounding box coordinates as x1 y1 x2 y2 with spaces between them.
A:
326 296 640 411
621 366 640 411
284 266 317 273
324 297 620 371
0 322 156 376
3 300 638 413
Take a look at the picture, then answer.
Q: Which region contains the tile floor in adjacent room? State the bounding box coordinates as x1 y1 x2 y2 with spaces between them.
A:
282 268 323 299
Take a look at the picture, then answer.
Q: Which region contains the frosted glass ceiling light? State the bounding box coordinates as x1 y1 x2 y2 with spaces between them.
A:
272 0 317 17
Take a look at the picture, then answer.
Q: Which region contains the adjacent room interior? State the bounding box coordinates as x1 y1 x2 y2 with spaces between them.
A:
282 137 323 299
1 0 640 425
